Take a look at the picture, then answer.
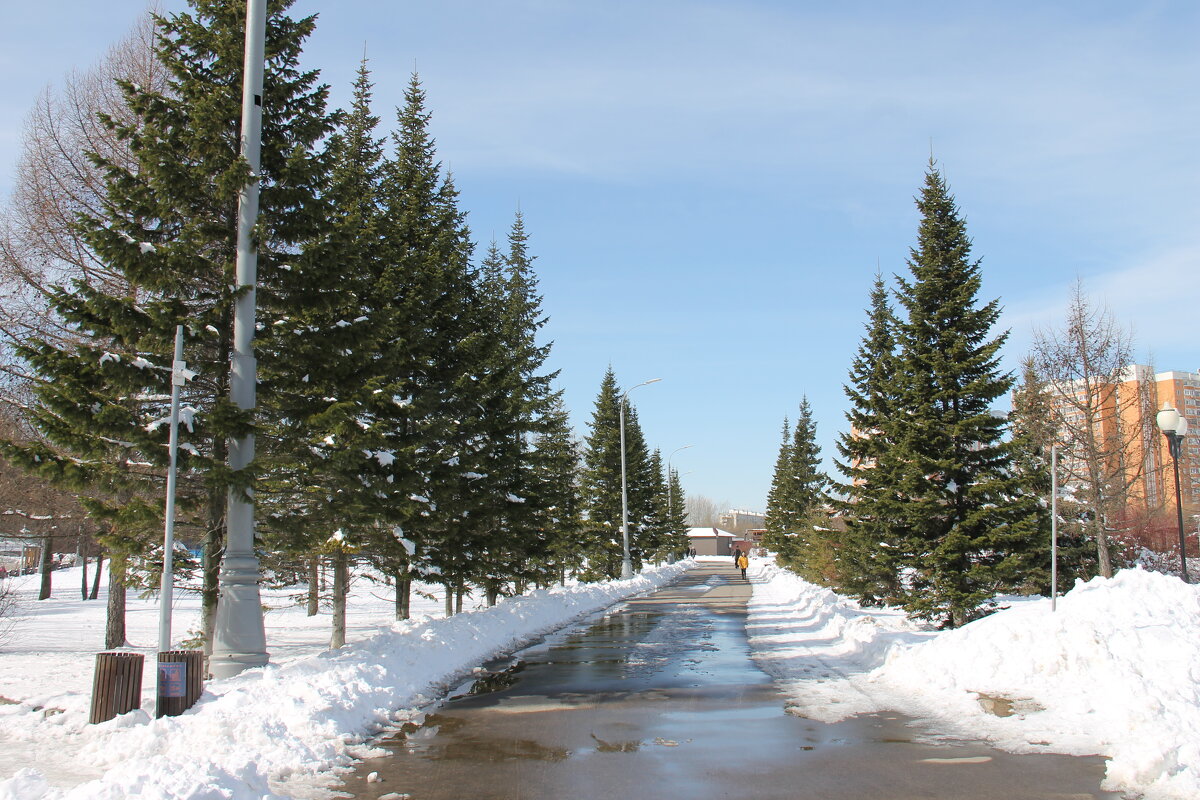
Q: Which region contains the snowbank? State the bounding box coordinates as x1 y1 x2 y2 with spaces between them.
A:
0 561 692 799
745 558 1200 800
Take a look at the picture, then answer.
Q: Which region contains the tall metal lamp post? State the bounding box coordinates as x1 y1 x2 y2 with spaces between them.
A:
1156 403 1190 583
620 378 661 579
666 445 693 547
210 0 270 678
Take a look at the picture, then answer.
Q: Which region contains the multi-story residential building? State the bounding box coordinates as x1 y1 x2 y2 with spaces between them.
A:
1046 364 1199 526
1142 369 1200 509
718 509 765 539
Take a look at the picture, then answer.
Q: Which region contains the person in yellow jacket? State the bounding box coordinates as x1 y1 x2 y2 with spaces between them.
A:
736 552 749 580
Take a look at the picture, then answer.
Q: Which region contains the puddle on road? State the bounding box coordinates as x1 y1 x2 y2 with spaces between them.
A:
337 567 1119 800
397 713 573 763
449 660 527 700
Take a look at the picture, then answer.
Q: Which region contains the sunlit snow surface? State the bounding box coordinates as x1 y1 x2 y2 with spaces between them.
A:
745 557 1200 800
0 561 691 799
4 558 1197 799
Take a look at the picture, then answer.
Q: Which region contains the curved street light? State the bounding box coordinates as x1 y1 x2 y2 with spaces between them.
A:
666 445 694 553
1156 403 1190 583
620 378 661 579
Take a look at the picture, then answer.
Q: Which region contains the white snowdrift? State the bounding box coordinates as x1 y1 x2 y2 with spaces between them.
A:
745 558 1200 800
0 561 691 799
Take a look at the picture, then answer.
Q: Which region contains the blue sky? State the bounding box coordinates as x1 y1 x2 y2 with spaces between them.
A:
2 1 1196 512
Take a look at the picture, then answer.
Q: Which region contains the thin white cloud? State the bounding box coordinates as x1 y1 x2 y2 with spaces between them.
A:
1002 244 1199 371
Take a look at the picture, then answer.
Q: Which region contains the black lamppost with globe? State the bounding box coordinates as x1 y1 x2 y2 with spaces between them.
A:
1156 403 1190 583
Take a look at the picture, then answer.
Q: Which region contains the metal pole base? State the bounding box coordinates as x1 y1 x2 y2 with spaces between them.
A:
209 553 268 679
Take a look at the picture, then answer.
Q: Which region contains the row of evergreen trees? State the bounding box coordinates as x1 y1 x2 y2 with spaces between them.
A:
1 0 686 647
766 161 1053 628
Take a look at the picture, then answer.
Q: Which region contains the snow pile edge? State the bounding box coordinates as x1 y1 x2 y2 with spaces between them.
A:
746 558 1200 800
0 561 692 800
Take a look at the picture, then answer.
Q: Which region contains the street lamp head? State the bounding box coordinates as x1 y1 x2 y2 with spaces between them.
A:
1179 416 1189 438
1157 403 1182 435
622 377 663 404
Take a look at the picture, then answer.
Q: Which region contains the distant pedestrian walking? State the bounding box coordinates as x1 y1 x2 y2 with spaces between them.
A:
736 553 749 580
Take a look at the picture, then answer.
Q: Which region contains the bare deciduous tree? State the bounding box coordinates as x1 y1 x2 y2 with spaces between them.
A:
0 11 163 333
0 574 18 647
0 13 165 642
1031 280 1155 578
685 495 723 527
0 407 94 600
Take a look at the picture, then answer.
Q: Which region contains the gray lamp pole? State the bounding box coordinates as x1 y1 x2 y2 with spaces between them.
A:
210 0 269 678
158 325 187 652
620 378 661 579
666 445 693 544
1156 403 1190 584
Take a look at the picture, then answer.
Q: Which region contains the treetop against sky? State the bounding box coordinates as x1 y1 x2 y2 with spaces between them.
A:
2 0 1195 511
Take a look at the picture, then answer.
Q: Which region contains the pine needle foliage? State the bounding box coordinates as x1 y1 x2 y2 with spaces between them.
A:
887 161 1040 627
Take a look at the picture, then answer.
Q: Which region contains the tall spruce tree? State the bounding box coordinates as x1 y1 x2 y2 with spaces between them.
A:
764 418 793 538
486 212 561 591
665 466 689 555
2 0 332 648
532 394 584 583
763 398 830 578
370 77 489 603
256 57 389 646
834 274 906 604
788 398 828 515
640 448 672 561
889 161 1038 627
580 369 625 579
580 369 656 579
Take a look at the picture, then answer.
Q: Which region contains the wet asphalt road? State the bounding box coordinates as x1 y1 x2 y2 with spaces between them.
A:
341 563 1122 800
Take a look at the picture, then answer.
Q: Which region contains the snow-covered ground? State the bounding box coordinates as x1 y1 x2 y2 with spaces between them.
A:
0 559 692 799
745 557 1200 800
5 555 1197 800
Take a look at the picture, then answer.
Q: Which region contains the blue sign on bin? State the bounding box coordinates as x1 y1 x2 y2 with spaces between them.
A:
158 662 186 698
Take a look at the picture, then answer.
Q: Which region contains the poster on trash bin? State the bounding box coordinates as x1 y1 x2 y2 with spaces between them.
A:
158 662 186 698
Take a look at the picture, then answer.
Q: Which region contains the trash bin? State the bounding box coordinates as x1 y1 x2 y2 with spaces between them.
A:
156 650 205 718
89 652 144 724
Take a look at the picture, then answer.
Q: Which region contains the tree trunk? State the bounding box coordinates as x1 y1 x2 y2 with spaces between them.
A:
104 565 126 649
1094 516 1113 578
37 534 53 600
330 549 347 649
485 582 498 607
201 524 222 655
444 583 453 617
90 552 103 599
393 568 411 620
455 582 464 614
307 556 319 616
559 567 566 587
79 537 89 600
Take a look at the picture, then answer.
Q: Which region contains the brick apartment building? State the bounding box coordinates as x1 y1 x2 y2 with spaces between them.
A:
1047 365 1199 537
